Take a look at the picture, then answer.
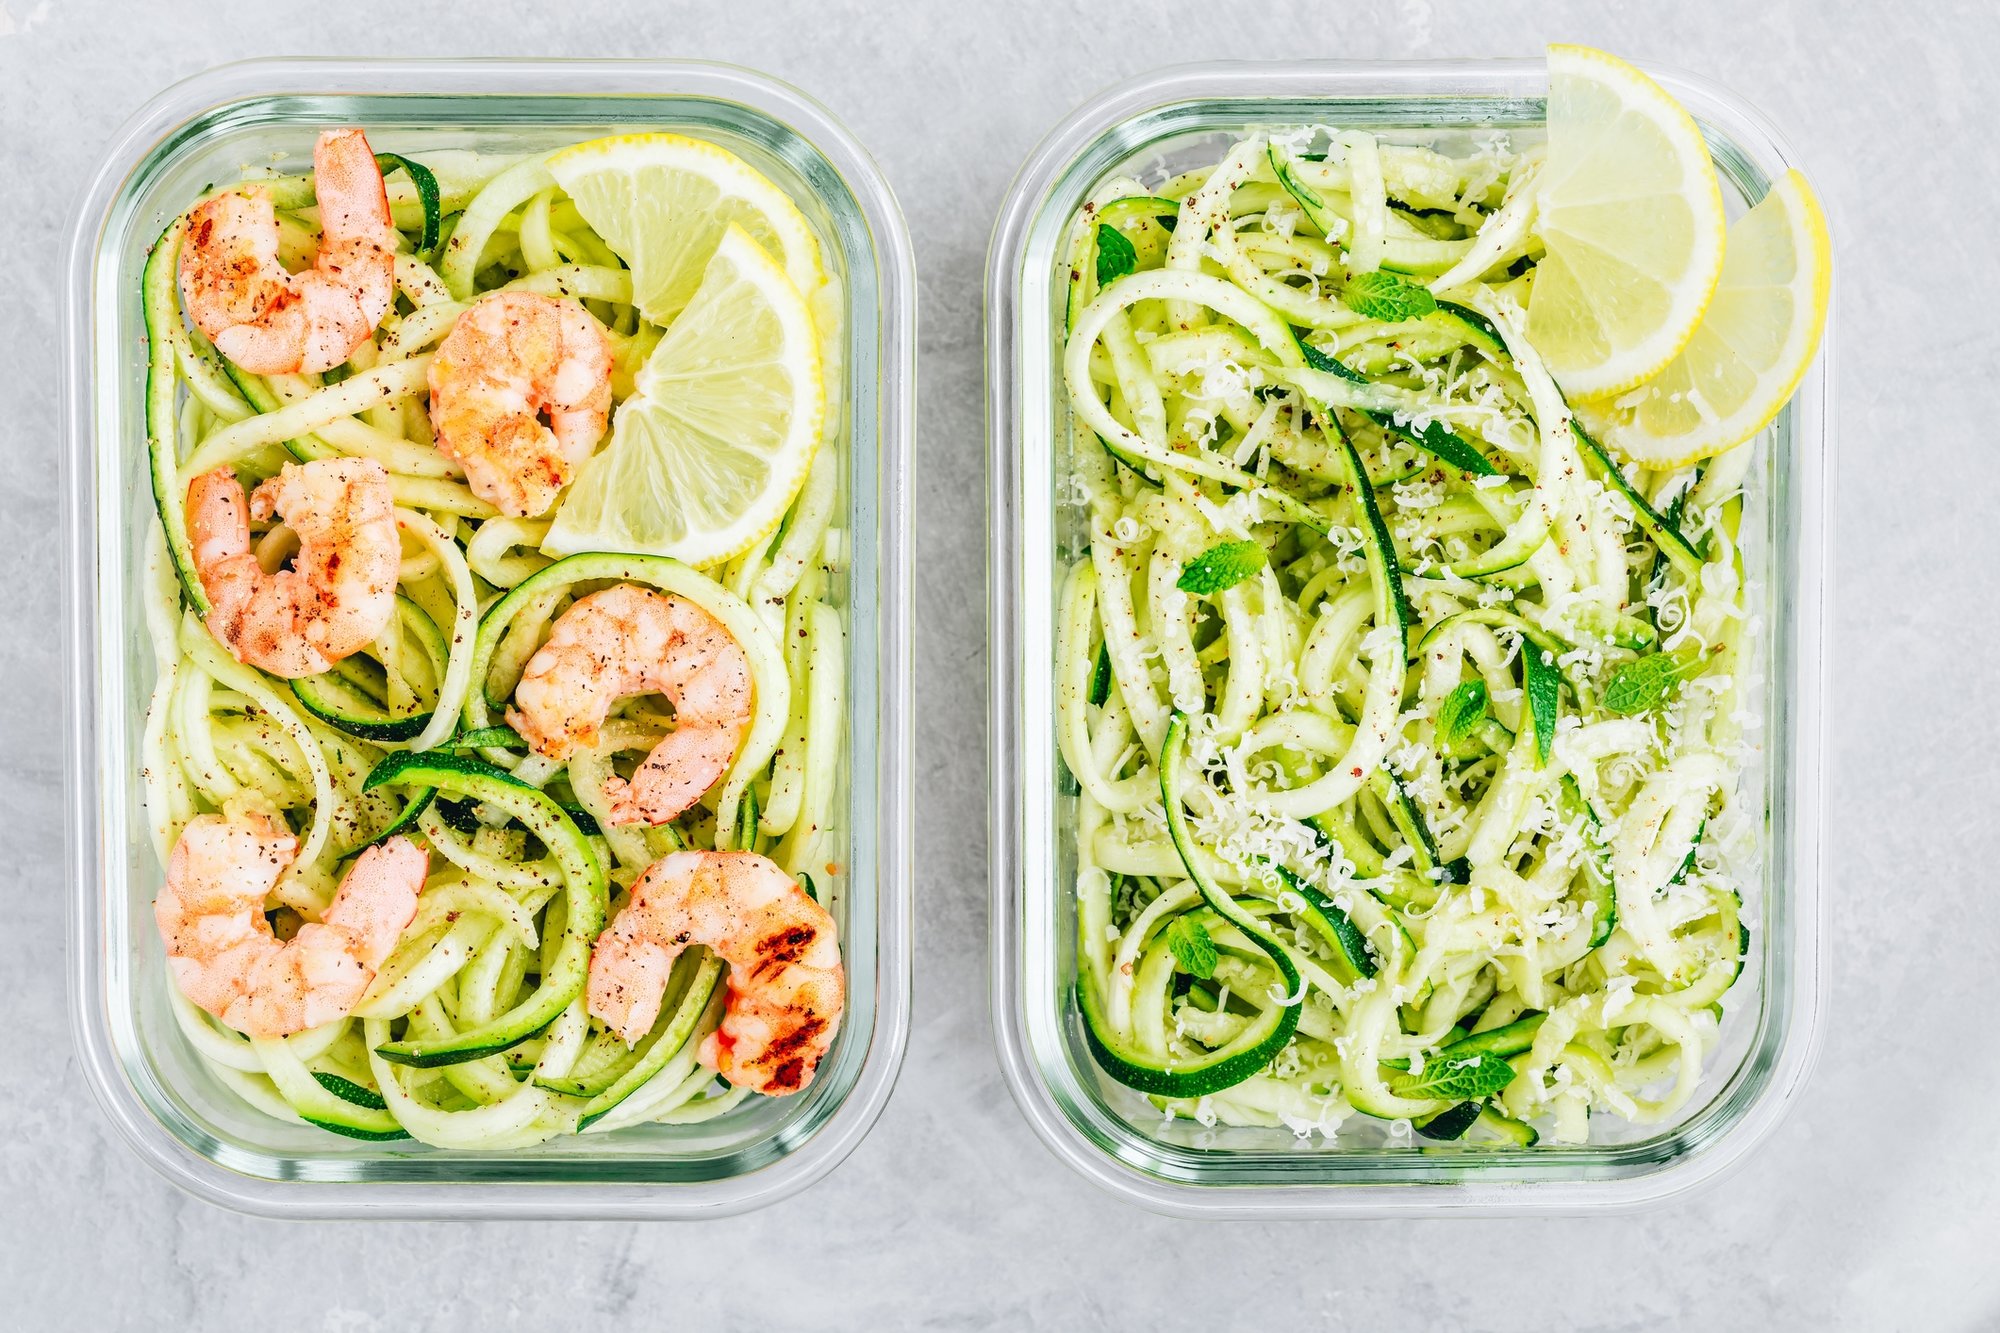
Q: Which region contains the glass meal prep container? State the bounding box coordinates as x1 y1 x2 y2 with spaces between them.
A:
61 58 914 1219
986 59 1831 1217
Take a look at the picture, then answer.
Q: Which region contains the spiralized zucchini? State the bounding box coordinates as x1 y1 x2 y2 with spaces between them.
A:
1057 126 1756 1145
142 142 849 1148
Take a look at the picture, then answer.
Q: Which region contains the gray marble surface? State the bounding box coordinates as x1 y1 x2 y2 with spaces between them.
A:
2 0 1992 1327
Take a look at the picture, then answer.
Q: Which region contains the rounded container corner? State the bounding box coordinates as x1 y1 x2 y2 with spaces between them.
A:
63 57 915 1220
986 58 1828 1217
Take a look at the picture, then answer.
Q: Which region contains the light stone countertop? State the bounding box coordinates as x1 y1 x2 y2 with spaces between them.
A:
3 0 1992 1327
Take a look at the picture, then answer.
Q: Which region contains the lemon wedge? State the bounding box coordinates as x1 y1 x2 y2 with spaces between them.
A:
1592 169 1831 467
547 132 824 323
1527 44 1728 399
543 226 823 566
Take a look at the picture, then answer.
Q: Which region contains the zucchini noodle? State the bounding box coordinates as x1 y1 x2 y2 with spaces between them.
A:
140 135 850 1148
1058 126 1756 1146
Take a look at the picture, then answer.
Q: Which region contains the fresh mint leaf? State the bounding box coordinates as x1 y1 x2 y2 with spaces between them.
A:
1095 223 1137 285
1437 679 1490 757
1342 269 1439 323
1390 1050 1519 1101
1602 653 1698 716
1523 645 1560 766
1165 916 1218 979
1176 539 1266 596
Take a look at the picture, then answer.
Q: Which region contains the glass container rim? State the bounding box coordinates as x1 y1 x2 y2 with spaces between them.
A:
985 57 1831 1218
62 55 916 1220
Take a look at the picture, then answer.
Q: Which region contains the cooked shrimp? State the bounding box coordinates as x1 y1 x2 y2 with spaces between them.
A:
179 128 398 375
187 457 401 678
156 813 426 1038
588 851 842 1095
427 291 613 517
507 584 753 825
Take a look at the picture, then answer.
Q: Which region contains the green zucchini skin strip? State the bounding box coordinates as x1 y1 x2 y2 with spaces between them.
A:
1474 306 1701 579
1294 333 1498 477
1437 1013 1547 1062
363 751 606 1068
252 1039 410 1140
448 725 527 751
547 782 758 1116
1414 1099 1484 1141
1475 1105 1539 1146
1077 715 1303 1098
1433 300 1506 357
1571 421 1705 580
143 217 209 614
217 360 337 463
312 1070 391 1110
1260 863 1377 980
305 1116 413 1143
291 681 433 743
568 955 725 1128
290 596 449 742
1329 426 1415 656
359 785 434 853
1560 776 1619 948
374 152 442 254
302 1066 412 1140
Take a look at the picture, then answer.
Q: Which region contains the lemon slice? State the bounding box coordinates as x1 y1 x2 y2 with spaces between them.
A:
547 132 824 323
543 226 823 565
1592 169 1831 467
1527 44 1728 399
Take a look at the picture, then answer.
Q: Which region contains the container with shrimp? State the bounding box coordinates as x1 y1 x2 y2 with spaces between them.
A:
64 59 913 1218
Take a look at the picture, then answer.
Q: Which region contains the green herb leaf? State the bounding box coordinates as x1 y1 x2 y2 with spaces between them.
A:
1176 539 1266 596
374 152 441 255
799 871 819 903
1602 653 1699 716
1390 1050 1519 1101
1088 642 1113 707
1095 223 1137 286
1342 269 1439 323
1165 916 1218 979
1437 679 1490 757
1523 645 1560 766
